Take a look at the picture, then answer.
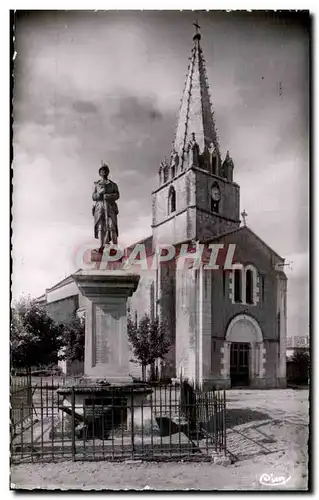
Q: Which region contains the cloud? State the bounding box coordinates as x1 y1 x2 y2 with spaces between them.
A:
113 95 163 124
284 251 309 336
72 100 98 114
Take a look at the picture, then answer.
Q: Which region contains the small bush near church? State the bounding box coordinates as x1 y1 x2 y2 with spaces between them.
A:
127 313 171 382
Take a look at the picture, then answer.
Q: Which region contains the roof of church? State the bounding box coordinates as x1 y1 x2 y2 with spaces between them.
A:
34 293 46 303
35 269 82 302
126 235 153 251
209 225 285 262
172 25 220 168
124 224 284 267
45 270 82 293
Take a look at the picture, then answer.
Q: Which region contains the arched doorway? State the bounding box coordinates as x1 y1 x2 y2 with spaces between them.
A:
221 314 265 387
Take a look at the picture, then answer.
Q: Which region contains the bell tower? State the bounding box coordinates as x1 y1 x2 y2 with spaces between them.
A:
152 24 240 247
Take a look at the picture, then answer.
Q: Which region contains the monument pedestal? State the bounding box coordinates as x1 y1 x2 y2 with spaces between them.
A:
72 269 139 383
56 269 157 440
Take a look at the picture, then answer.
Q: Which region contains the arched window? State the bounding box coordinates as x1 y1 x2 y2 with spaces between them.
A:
231 266 258 305
211 183 221 213
234 269 242 303
163 166 169 183
246 269 253 304
212 154 217 175
158 167 163 185
168 186 176 214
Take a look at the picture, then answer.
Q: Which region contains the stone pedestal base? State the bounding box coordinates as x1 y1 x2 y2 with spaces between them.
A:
56 383 154 440
72 269 140 383
126 390 160 436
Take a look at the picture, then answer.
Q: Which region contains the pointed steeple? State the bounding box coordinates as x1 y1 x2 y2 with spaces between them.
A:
153 24 240 246
171 23 220 171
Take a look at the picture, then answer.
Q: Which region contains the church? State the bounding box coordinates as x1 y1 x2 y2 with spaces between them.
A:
38 27 288 389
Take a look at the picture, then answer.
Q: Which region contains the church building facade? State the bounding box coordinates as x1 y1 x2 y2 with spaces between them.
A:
127 28 288 389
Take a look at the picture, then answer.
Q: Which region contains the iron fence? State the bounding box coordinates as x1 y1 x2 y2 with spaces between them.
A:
10 375 33 439
10 378 227 463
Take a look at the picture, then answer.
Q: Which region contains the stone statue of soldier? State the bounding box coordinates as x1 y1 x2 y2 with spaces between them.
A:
92 163 119 251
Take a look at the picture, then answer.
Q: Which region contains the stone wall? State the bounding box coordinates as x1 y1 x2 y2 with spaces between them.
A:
152 169 196 245
46 280 79 303
175 264 197 382
152 166 241 245
195 168 240 223
128 268 156 323
153 210 190 246
159 261 176 377
45 294 84 376
46 295 79 324
262 340 279 387
196 209 239 242
152 171 191 227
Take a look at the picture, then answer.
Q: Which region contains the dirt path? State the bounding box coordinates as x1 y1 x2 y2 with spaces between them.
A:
11 452 308 491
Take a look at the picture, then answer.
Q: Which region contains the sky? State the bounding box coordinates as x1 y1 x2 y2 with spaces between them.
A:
12 10 309 337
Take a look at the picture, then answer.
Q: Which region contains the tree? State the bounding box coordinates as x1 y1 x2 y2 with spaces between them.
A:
290 350 309 384
11 297 64 373
127 313 171 381
62 316 85 363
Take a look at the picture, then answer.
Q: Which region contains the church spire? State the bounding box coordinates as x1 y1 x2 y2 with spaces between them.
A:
171 23 220 172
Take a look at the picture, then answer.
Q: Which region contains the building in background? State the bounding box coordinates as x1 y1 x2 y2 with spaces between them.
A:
35 273 83 375
286 335 309 359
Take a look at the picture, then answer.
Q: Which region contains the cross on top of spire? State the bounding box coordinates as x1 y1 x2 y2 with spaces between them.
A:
193 20 201 41
193 20 201 33
241 209 248 226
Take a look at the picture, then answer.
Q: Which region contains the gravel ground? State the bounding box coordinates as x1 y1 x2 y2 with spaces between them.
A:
11 388 309 491
10 454 308 491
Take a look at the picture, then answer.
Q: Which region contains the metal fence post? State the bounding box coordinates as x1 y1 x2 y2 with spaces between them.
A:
40 378 44 457
213 389 218 452
223 389 227 455
205 394 209 453
71 386 76 461
131 390 134 459
20 401 24 459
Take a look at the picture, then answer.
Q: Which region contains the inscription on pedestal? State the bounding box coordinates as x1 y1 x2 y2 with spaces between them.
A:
94 304 121 366
95 305 110 364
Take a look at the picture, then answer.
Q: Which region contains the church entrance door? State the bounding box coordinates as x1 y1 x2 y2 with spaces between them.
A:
230 342 250 387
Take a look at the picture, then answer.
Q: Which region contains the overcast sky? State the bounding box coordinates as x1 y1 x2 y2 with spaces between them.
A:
12 10 309 337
